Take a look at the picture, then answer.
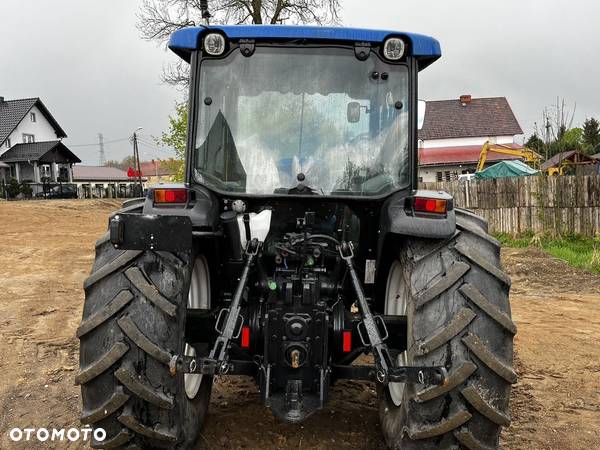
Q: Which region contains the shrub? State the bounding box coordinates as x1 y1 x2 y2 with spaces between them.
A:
20 182 33 198
6 178 21 198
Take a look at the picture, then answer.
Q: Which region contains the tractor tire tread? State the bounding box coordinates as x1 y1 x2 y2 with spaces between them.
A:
91 429 132 449
84 250 143 290
117 316 172 364
76 290 134 338
454 242 511 286
462 333 517 384
415 261 470 309
75 341 129 385
415 361 478 403
459 284 517 335
416 308 476 355
454 427 494 450
124 266 177 317
461 385 511 426
115 364 174 409
118 407 177 442
80 386 130 425
406 409 472 440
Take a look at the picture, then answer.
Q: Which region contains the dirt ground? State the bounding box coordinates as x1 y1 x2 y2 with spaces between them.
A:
0 199 598 449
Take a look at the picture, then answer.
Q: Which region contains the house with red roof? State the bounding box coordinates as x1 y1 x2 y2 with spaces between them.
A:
139 159 177 185
418 95 524 182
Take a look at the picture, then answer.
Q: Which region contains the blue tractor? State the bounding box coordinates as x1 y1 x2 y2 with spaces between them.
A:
77 24 515 449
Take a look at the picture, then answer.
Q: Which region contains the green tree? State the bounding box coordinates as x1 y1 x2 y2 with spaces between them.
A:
526 133 544 153
156 103 187 181
582 118 600 154
561 127 583 151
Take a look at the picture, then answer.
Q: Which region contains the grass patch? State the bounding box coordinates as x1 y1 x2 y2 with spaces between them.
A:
495 233 600 274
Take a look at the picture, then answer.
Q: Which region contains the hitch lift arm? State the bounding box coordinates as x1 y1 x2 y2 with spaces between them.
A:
338 241 447 386
170 238 261 376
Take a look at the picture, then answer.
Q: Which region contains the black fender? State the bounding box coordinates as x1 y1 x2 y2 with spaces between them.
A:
379 189 456 240
142 183 220 228
108 184 220 251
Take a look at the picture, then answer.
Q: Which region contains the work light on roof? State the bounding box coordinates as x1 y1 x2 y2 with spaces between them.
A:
383 37 405 60
204 33 226 56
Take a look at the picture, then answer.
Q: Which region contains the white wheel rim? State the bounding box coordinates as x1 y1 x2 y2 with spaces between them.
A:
185 256 210 399
385 260 407 407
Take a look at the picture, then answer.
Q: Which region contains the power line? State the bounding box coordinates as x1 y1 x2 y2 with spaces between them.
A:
137 140 176 156
68 136 131 147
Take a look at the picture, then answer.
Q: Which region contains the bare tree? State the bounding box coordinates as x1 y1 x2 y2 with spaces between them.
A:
138 0 341 86
533 98 578 160
534 97 576 143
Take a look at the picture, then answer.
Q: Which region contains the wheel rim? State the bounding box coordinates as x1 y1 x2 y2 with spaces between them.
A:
384 260 408 407
185 256 210 399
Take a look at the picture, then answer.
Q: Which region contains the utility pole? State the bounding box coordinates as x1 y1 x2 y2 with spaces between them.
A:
545 116 551 163
98 133 106 166
132 128 144 196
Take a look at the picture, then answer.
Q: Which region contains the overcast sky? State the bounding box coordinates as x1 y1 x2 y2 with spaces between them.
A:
1 0 598 164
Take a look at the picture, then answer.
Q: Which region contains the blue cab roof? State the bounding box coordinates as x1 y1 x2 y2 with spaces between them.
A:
168 25 441 69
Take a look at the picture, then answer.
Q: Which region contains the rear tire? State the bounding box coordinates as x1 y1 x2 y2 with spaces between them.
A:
379 209 516 449
77 202 212 449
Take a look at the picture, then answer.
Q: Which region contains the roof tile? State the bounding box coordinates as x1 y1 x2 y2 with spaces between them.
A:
419 97 523 140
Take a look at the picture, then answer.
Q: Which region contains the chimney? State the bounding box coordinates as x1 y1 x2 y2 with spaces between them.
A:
0 96 4 103
460 95 472 106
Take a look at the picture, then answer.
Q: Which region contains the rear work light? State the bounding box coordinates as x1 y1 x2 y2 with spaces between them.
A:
413 197 448 215
204 33 226 56
383 37 405 60
154 188 188 204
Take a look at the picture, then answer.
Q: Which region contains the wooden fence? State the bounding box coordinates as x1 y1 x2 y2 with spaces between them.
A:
420 175 600 236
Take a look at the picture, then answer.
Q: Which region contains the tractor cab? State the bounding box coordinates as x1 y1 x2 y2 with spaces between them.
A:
169 26 441 197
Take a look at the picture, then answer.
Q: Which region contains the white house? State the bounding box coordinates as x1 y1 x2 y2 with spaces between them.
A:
418 95 524 182
0 96 80 185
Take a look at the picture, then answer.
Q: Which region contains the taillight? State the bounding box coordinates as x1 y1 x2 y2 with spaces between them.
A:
413 197 447 214
241 326 251 349
154 188 188 204
342 330 352 353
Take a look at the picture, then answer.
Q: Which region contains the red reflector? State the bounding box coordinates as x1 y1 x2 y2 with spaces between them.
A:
342 330 352 353
241 326 251 348
414 197 447 214
154 189 188 204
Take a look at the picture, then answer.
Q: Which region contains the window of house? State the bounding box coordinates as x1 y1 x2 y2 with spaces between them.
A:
40 165 51 179
436 172 443 182
30 112 36 122
5 138 11 148
23 134 35 143
445 171 451 181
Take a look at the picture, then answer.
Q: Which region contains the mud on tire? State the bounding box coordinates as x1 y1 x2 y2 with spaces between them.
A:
379 208 516 449
76 202 212 449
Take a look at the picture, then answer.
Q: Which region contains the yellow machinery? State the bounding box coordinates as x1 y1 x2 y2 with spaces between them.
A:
476 141 542 172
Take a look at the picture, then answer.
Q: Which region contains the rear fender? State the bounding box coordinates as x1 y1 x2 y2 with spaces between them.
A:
108 184 220 251
380 190 456 240
142 184 220 228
